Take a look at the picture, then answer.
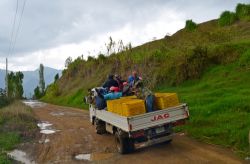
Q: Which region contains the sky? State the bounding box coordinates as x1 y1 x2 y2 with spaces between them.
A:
0 0 249 71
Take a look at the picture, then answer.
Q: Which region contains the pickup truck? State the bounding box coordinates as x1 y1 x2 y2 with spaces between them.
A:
89 100 189 154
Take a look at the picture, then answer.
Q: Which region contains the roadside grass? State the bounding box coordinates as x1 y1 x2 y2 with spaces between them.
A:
157 63 250 157
42 88 88 109
0 101 37 163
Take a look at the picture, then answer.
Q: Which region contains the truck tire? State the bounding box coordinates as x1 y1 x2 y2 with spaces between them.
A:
163 139 172 144
95 119 106 134
115 131 134 154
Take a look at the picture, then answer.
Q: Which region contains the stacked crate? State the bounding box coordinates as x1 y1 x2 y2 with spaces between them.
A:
107 98 146 117
154 93 179 110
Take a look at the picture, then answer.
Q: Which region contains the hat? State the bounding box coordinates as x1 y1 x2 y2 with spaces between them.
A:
110 86 119 92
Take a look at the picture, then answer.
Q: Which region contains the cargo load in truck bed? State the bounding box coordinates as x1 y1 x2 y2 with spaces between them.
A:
107 98 146 117
154 93 179 109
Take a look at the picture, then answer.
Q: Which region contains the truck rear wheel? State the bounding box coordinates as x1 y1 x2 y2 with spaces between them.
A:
115 131 134 154
95 119 106 134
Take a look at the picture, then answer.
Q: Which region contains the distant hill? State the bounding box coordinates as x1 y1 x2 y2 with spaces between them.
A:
0 67 61 98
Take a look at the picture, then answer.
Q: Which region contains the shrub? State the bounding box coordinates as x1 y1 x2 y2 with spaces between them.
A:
239 50 250 69
0 97 9 109
218 11 237 26
45 83 60 97
175 46 208 84
185 20 197 32
236 3 250 21
87 56 95 62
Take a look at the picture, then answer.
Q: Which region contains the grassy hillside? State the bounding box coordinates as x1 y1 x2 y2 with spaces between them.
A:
43 19 250 108
43 4 250 157
158 60 250 157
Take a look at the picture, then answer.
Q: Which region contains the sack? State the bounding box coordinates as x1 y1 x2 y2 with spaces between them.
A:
95 96 106 110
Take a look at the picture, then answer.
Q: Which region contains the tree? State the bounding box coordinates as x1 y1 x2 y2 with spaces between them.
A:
65 56 72 68
7 71 24 99
39 64 45 95
105 36 116 55
33 86 41 99
16 71 24 98
185 19 197 31
54 73 59 83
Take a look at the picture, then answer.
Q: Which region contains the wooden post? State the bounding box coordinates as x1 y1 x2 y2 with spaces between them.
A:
5 58 8 97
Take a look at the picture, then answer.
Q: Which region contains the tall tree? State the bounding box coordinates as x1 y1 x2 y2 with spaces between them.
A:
16 71 24 98
39 64 45 95
54 73 59 83
65 57 72 68
7 71 24 99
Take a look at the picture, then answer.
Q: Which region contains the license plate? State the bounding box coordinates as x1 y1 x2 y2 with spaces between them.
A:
155 126 165 134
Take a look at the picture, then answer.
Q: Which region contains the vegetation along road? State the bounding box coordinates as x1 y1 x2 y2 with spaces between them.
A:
17 101 244 164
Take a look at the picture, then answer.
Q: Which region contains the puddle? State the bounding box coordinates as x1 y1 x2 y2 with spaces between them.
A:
75 153 113 161
75 154 91 161
23 100 46 108
39 138 50 144
50 112 64 116
40 129 56 134
37 121 58 134
37 122 52 130
8 149 35 164
45 139 50 143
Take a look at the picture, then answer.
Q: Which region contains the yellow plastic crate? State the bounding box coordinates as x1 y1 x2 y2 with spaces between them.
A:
107 98 146 117
121 99 146 117
107 99 128 115
154 93 179 109
107 99 124 114
120 95 137 99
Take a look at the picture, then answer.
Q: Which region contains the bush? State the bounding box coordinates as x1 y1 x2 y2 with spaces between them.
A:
45 83 60 97
185 20 197 32
175 46 208 84
218 11 237 26
236 3 250 21
0 97 9 109
239 50 250 68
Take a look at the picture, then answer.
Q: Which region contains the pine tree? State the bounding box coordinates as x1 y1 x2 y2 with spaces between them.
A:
39 64 45 95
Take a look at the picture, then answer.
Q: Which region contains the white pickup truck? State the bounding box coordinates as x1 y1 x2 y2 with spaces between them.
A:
89 101 189 154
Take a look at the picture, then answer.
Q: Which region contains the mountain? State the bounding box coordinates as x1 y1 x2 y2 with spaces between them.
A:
0 67 62 98
0 69 6 89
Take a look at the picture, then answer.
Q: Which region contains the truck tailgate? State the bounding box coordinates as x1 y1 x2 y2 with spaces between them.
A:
95 103 188 132
128 104 188 132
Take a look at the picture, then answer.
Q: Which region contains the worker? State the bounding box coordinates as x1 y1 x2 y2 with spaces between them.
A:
128 71 141 87
134 81 154 112
96 86 122 101
114 74 125 91
102 74 119 90
122 81 132 96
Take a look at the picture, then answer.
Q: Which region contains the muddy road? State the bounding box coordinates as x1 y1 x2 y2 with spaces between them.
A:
21 101 244 164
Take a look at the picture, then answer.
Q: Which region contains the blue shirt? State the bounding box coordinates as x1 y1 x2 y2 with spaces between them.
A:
128 75 140 87
103 92 122 100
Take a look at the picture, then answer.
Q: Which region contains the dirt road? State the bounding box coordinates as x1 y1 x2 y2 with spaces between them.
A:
22 101 244 164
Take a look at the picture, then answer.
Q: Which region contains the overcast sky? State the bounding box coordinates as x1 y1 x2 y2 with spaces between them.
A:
0 0 249 71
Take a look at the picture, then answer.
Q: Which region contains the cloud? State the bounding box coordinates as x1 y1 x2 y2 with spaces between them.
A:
0 0 249 71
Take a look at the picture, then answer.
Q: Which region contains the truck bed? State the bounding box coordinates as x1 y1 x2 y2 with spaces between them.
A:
94 103 189 132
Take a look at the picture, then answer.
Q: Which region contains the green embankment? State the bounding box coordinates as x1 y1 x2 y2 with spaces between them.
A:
42 3 250 157
158 60 250 157
0 101 37 163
